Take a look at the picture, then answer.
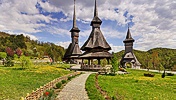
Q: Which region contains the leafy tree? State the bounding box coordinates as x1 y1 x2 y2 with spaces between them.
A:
101 58 107 67
0 52 7 65
5 56 14 67
5 47 14 57
19 55 32 69
24 49 34 57
152 51 159 69
15 48 22 57
111 53 119 73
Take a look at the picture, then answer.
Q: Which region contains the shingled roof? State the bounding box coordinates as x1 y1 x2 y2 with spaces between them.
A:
81 0 111 51
81 28 111 51
123 27 135 43
121 52 141 66
64 43 82 58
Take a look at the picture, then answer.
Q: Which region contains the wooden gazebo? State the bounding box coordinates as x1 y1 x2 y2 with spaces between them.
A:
80 0 112 71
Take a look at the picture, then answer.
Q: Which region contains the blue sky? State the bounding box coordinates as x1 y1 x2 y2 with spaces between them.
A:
0 0 176 52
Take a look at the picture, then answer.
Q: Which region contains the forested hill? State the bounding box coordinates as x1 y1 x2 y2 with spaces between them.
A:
0 32 10 37
116 48 176 70
0 32 65 62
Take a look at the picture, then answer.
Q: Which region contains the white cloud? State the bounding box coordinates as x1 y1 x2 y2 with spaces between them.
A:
102 27 123 39
109 44 124 53
56 41 71 49
6 31 38 40
46 26 70 36
0 0 176 51
39 1 61 12
0 0 56 33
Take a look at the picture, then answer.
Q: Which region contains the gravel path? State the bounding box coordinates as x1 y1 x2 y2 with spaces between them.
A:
56 72 91 100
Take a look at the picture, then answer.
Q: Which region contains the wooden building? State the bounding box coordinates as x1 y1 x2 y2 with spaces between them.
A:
80 0 112 70
120 27 141 69
63 0 82 64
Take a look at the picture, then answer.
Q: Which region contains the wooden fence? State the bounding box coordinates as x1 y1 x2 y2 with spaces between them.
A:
23 72 80 100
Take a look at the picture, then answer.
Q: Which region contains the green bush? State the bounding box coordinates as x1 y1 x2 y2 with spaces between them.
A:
61 80 67 84
56 82 62 89
68 76 72 80
167 73 174 76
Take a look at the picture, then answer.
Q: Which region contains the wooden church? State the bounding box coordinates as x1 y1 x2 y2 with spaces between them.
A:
120 27 141 69
63 0 82 64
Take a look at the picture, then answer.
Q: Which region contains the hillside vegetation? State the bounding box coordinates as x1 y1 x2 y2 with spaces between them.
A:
0 32 10 38
0 32 65 62
116 48 176 70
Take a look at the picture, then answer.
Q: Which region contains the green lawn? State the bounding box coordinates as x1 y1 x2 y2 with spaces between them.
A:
0 64 71 100
85 74 105 100
87 69 176 100
99 69 176 100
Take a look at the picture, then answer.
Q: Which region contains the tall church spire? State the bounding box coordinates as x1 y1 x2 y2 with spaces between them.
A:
91 0 102 26
126 27 132 39
70 0 80 32
73 0 77 28
94 0 98 17
124 27 134 43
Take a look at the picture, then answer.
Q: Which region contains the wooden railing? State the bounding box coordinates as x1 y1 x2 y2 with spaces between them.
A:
81 64 102 71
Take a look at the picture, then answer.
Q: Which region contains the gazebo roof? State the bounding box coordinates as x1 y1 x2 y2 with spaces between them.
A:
80 50 112 58
81 0 111 51
81 28 111 51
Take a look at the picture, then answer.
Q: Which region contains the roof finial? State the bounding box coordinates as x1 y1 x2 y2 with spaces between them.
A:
94 0 98 17
126 24 132 39
73 0 77 28
128 23 130 29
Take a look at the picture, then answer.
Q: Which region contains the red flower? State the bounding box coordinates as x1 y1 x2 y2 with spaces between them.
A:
44 91 50 96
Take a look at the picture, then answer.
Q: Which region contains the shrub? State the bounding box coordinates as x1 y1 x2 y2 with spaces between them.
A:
56 82 62 89
40 89 55 100
44 90 54 97
167 73 174 76
61 80 67 84
68 76 72 80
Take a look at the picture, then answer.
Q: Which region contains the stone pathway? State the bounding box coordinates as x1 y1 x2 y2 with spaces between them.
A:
56 72 91 100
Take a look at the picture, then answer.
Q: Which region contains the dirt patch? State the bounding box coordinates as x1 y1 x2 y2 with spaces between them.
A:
95 74 111 100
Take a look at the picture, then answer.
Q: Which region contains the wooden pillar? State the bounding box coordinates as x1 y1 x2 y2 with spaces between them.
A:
91 59 93 65
82 59 84 64
88 59 90 65
98 59 100 65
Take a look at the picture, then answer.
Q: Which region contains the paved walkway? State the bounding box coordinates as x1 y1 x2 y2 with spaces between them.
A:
56 72 91 100
138 69 176 74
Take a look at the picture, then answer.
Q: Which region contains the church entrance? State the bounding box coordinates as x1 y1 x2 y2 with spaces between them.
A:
125 62 133 68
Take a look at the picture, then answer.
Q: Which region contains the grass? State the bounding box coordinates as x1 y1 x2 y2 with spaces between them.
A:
0 63 72 100
97 69 176 100
85 74 105 100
